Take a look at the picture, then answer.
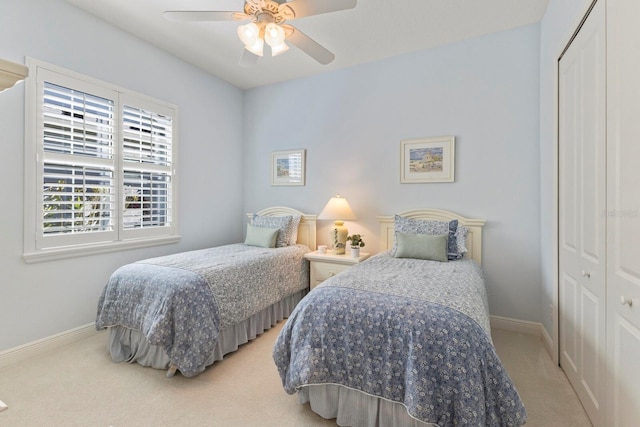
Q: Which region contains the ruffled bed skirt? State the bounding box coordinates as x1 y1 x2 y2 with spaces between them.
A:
298 384 436 427
107 289 307 373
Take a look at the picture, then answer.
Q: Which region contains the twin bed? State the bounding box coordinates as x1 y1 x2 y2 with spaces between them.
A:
96 207 526 426
273 209 526 426
95 207 316 377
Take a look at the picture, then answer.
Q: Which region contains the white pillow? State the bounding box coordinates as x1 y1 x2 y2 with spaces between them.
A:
287 215 302 245
454 225 469 259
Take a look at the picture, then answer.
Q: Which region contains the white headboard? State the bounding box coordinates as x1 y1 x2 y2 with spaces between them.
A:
246 207 317 250
377 209 486 265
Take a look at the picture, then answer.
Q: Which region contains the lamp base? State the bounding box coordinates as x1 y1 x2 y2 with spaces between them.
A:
330 220 348 255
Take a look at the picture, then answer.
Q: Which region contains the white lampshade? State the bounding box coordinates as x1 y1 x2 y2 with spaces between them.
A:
318 195 356 254
237 22 290 59
244 38 264 56
237 23 264 56
270 41 289 56
317 195 357 221
264 23 286 47
237 23 260 47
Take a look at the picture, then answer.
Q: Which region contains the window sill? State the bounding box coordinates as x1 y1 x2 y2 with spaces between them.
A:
23 235 181 264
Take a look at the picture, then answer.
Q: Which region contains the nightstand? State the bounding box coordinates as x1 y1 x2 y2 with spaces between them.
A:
305 251 371 290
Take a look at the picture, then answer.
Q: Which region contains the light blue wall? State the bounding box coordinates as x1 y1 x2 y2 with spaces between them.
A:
244 24 542 323
538 0 593 337
0 0 244 351
1 0 568 352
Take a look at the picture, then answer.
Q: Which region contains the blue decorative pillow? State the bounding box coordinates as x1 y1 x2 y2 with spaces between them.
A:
392 215 459 260
251 214 292 248
244 224 278 248
393 232 449 262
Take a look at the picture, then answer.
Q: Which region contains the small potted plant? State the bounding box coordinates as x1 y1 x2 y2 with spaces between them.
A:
346 234 365 257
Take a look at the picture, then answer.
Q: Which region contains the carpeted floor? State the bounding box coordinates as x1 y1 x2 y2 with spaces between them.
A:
0 323 591 426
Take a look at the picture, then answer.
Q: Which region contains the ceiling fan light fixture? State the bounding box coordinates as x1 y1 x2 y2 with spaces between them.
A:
170 0 357 66
270 41 289 56
244 37 264 56
264 23 286 47
237 22 260 47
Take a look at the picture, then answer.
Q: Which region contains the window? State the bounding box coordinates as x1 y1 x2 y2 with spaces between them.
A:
24 59 179 262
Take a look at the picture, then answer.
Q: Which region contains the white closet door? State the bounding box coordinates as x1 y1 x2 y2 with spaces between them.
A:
558 1 606 425
606 0 640 425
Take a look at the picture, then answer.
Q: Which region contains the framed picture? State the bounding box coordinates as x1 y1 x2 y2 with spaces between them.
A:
271 149 306 186
400 136 455 183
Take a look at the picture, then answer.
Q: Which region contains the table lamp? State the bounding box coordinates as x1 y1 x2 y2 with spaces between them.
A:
317 195 356 254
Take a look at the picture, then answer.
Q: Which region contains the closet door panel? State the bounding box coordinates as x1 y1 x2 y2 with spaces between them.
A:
579 24 605 268
558 1 606 425
559 51 582 387
610 316 640 426
561 274 579 371
607 0 640 424
580 287 602 402
559 61 578 255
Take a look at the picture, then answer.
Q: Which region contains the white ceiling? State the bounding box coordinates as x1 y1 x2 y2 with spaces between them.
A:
65 0 549 90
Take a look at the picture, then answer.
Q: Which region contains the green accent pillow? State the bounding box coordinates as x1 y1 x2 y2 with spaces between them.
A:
393 232 449 262
244 224 279 248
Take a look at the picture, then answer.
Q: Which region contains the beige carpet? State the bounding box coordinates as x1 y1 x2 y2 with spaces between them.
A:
0 323 591 426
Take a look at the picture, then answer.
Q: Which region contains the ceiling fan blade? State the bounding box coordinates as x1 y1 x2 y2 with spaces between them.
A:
279 0 356 19
163 11 249 22
283 25 335 65
239 49 260 68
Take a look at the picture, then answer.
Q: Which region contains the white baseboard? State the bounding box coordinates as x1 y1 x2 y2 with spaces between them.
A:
541 325 556 363
0 323 100 370
490 316 558 362
490 315 543 337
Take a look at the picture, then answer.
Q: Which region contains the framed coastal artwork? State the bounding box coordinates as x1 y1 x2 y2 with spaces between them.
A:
271 149 306 186
400 136 455 183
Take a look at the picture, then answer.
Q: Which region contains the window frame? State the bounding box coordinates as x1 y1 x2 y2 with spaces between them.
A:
23 58 179 263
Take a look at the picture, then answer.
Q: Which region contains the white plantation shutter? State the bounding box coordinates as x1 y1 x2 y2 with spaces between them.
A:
121 101 174 235
38 79 117 247
26 59 178 259
42 162 115 234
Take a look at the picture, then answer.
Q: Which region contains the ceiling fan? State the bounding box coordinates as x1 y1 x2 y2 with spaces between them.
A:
164 0 357 67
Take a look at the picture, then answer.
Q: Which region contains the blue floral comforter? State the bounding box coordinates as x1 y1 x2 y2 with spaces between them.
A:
96 244 309 377
273 253 526 426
